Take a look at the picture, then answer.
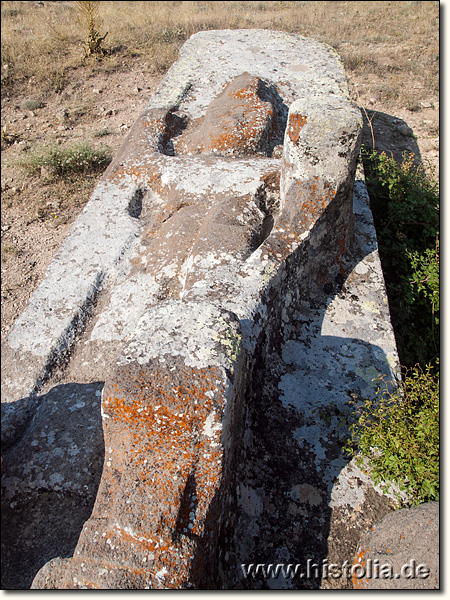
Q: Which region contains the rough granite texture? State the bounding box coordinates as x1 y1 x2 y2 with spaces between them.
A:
353 502 439 589
1 30 422 590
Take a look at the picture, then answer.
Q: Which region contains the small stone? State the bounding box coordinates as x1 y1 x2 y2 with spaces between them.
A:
40 166 52 179
58 108 69 122
354 502 439 589
396 123 412 137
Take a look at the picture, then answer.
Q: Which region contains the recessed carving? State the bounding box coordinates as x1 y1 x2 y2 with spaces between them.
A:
174 72 287 157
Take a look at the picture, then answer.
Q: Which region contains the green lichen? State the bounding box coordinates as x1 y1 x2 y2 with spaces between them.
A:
262 262 276 284
355 366 380 388
217 321 242 364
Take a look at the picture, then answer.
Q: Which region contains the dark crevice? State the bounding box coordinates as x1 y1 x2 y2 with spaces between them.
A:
173 470 200 542
159 111 189 156
249 172 281 253
256 79 289 156
128 188 144 218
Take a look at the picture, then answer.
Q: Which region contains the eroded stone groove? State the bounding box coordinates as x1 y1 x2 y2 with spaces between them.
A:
174 72 286 157
2 30 400 590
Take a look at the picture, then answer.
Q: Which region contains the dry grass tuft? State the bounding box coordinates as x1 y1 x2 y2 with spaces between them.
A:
74 1 108 57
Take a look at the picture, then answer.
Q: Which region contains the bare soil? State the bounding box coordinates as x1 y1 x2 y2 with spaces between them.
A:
1 57 162 339
0 46 439 342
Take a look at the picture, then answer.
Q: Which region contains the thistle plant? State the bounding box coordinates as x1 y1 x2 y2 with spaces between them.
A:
74 1 108 57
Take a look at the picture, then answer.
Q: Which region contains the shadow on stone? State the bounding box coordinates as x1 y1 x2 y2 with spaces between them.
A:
361 109 422 166
192 181 401 589
1 382 105 589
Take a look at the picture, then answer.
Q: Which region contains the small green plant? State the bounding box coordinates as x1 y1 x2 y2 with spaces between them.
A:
408 235 440 359
92 127 111 138
20 97 46 112
74 1 108 57
345 364 439 507
19 142 112 179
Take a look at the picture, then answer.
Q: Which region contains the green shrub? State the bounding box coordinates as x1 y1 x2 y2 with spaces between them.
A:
347 149 440 508
20 97 46 111
19 142 112 179
362 148 439 369
345 364 439 507
408 237 439 355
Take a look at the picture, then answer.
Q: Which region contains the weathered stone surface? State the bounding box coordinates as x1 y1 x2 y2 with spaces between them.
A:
175 72 284 157
1 30 357 410
2 30 403 589
32 302 245 589
353 502 439 589
220 168 402 590
1 383 104 589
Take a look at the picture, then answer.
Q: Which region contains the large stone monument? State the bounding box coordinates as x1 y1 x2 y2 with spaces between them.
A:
2 31 400 589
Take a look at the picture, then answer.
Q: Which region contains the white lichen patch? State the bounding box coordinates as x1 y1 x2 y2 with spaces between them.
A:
328 456 409 509
90 272 160 342
160 157 281 197
202 411 222 446
117 301 241 370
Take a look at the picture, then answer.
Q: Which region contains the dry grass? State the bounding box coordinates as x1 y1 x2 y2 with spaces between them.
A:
1 1 439 102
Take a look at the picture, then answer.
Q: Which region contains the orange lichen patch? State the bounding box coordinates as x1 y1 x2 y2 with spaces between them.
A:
352 545 369 589
108 163 163 193
142 114 166 131
59 362 231 588
289 178 336 227
264 221 303 264
263 179 337 264
205 105 274 156
287 113 307 143
70 363 230 586
176 73 276 157
109 165 147 182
